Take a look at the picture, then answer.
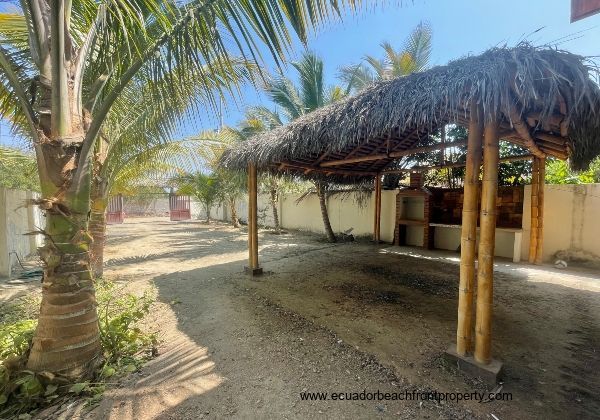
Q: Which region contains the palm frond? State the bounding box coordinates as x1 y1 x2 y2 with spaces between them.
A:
337 62 376 93
364 54 387 79
265 75 304 120
292 51 325 111
403 21 432 73
245 106 283 130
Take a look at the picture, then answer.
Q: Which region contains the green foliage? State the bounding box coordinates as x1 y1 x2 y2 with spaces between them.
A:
266 51 344 119
498 143 531 186
545 157 600 184
339 22 433 93
176 172 223 220
0 320 36 361
215 169 246 206
96 280 157 368
0 281 156 417
0 147 39 191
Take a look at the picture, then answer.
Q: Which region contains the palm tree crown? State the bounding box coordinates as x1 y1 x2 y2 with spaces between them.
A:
339 22 432 93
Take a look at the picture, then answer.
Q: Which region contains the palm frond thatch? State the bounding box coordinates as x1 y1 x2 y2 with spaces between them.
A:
223 45 600 176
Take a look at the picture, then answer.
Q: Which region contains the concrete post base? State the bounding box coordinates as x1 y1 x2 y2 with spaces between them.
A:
244 266 263 276
444 345 503 387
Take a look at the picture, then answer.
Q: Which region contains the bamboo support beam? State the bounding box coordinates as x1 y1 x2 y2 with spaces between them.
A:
321 153 389 167
538 146 568 160
275 162 377 177
373 174 382 242
474 118 500 365
536 158 545 264
456 102 483 356
529 158 539 263
535 132 567 147
507 105 546 158
247 163 261 274
382 153 533 174
319 139 467 167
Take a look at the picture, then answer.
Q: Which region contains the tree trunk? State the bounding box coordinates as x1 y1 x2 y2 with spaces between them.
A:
27 191 102 377
89 181 108 279
26 42 102 375
270 187 280 233
229 199 240 228
206 204 211 223
316 181 336 243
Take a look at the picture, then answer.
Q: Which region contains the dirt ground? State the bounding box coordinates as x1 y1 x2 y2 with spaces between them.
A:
3 217 600 419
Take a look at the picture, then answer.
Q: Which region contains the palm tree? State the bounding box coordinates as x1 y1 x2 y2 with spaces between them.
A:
176 172 223 222
0 0 367 376
200 110 290 232
263 52 344 242
214 169 246 227
339 22 432 92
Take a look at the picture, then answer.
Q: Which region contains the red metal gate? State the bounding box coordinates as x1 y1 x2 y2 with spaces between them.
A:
169 194 191 221
106 194 125 224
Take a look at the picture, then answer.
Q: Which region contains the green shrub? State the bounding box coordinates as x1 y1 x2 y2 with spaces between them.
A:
0 279 157 417
0 320 36 361
96 280 157 374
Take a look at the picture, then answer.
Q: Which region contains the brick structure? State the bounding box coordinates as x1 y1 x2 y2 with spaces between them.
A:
394 184 525 248
393 173 434 248
429 185 524 229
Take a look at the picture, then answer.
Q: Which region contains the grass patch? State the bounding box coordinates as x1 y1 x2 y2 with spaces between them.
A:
0 279 157 418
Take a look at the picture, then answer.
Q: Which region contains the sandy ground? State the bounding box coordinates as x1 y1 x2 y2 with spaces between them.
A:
2 217 600 419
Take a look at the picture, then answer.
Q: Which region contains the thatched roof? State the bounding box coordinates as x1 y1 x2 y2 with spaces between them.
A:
223 45 600 180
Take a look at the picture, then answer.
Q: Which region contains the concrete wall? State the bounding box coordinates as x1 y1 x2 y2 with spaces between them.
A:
0 188 45 277
224 184 600 263
521 184 600 262
192 200 226 221
4 182 593 277
276 191 396 241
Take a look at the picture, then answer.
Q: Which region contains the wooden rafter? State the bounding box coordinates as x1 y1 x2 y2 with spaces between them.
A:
319 139 467 167
274 162 377 177
381 153 533 174
506 104 546 158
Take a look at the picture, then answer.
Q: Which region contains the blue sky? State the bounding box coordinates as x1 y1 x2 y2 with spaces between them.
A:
1 0 599 149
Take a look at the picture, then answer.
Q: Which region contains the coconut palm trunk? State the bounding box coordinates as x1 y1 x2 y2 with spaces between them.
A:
269 180 280 233
228 199 240 227
315 181 336 242
28 139 102 375
270 191 280 232
23 5 102 375
206 204 212 223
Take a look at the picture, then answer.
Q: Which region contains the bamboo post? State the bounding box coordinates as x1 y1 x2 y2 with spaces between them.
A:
529 158 540 263
474 118 500 365
247 163 260 273
373 174 382 242
456 102 483 356
535 157 545 264
247 164 254 268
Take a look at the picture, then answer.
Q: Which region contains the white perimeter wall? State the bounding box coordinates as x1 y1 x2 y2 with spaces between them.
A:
521 184 600 262
226 184 600 263
0 188 45 277
3 183 598 277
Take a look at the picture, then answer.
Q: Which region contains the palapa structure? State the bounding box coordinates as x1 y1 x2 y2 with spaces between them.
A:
222 45 600 381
